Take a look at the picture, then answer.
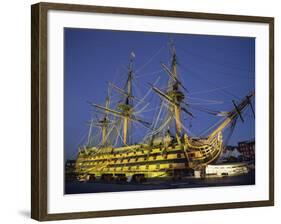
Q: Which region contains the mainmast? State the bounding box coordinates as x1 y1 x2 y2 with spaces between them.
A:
93 52 150 146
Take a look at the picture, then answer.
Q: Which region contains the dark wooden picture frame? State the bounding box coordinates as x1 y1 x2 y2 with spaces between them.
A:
31 2 274 221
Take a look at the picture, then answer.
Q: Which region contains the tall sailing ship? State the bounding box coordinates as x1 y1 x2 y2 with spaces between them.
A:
75 42 255 182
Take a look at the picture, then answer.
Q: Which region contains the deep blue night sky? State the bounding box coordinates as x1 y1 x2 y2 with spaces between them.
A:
64 28 255 160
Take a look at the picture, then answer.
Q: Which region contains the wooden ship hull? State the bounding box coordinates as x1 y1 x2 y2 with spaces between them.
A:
75 132 223 182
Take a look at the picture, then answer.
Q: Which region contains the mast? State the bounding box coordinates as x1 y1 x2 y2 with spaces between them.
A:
162 41 185 140
170 43 182 138
151 41 192 141
101 94 110 145
93 52 151 146
121 52 134 144
89 91 111 146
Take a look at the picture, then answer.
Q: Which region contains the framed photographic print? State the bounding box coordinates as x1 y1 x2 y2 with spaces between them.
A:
31 2 274 221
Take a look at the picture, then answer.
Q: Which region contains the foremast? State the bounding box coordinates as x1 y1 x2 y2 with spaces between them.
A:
151 42 254 148
119 53 134 144
167 43 183 140
151 42 192 142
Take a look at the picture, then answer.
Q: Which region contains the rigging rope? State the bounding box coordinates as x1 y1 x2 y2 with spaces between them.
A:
153 101 165 128
198 117 226 137
134 76 161 109
179 63 242 100
186 96 224 104
189 85 233 96
134 103 151 114
134 69 163 79
177 47 255 74
222 118 238 148
188 105 220 116
135 45 165 73
173 113 197 136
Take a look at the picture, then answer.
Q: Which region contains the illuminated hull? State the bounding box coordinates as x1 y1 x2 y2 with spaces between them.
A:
75 132 223 181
